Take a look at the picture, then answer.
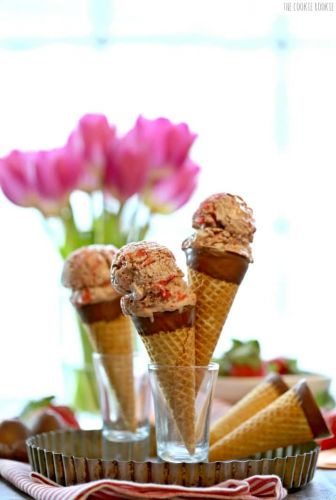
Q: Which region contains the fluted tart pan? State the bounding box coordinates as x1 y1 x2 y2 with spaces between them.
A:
26 429 320 491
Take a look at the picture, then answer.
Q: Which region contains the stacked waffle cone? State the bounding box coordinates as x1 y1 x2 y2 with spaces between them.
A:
209 379 330 461
210 373 289 446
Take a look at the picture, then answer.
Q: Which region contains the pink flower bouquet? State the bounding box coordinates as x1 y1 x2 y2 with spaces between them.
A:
0 114 200 410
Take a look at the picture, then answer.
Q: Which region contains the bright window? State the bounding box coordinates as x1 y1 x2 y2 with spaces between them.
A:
1 1 335 402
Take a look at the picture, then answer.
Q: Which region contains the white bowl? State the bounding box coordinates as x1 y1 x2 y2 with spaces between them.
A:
214 373 331 404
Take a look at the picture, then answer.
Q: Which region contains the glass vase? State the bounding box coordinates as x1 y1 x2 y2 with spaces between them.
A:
59 289 101 427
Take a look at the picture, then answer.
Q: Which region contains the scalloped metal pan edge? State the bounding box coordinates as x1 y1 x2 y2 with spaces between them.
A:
26 429 320 491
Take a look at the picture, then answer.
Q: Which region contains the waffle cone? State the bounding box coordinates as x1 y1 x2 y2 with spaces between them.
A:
188 268 239 367
210 373 289 445
133 308 196 454
209 380 330 461
84 310 136 432
184 248 249 368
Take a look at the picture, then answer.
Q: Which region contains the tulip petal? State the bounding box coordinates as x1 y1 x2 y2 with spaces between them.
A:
135 115 196 169
105 129 151 201
0 150 36 207
35 148 84 201
144 159 200 214
67 114 116 191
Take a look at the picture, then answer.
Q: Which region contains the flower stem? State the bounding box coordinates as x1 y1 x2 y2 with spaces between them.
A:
72 317 99 411
57 202 100 412
115 201 125 244
126 198 140 243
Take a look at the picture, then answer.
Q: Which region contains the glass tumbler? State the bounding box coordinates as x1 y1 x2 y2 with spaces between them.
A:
93 352 151 460
149 363 218 462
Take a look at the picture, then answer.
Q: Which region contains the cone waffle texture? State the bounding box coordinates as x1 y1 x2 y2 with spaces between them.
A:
85 314 136 432
209 387 314 461
210 378 287 445
188 268 238 367
140 325 196 454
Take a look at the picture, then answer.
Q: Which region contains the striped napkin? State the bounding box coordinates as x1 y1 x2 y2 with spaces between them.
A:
0 459 287 500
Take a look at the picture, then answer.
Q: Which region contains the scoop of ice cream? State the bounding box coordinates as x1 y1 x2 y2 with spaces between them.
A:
111 241 195 317
62 245 120 306
183 193 255 261
69 283 119 306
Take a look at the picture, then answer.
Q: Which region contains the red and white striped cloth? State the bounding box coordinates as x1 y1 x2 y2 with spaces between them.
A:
0 459 287 500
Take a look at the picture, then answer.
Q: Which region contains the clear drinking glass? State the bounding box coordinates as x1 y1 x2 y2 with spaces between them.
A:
93 352 151 460
148 363 218 463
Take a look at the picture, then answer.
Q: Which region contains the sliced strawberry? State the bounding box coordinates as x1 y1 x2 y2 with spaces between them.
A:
81 288 92 304
158 276 175 286
161 289 171 299
135 249 147 257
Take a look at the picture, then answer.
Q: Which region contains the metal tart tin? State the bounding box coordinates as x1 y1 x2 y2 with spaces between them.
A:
26 429 319 491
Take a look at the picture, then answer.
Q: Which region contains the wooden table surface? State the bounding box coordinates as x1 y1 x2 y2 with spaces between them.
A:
1 469 335 499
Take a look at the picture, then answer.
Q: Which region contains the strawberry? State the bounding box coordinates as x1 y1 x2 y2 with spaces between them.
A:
216 339 265 377
266 357 298 375
20 396 80 429
47 405 80 429
229 363 266 377
317 409 336 450
216 339 300 379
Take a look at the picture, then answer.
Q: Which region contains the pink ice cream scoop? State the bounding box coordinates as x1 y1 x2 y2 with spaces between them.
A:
62 244 120 306
111 241 195 318
183 193 256 262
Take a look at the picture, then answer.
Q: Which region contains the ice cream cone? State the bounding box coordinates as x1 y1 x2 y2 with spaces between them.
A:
62 245 137 432
111 241 198 455
78 300 137 432
186 249 249 367
132 306 196 454
210 373 289 445
182 193 255 368
209 380 330 461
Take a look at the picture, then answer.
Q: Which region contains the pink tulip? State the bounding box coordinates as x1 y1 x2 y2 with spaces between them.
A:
67 114 116 190
0 150 37 207
35 147 84 202
105 129 151 201
105 115 200 209
143 159 200 214
134 116 197 169
130 116 200 212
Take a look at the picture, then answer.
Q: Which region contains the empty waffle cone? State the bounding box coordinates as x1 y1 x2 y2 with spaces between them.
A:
209 379 330 461
210 373 289 445
184 247 249 367
78 300 136 432
132 306 196 455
